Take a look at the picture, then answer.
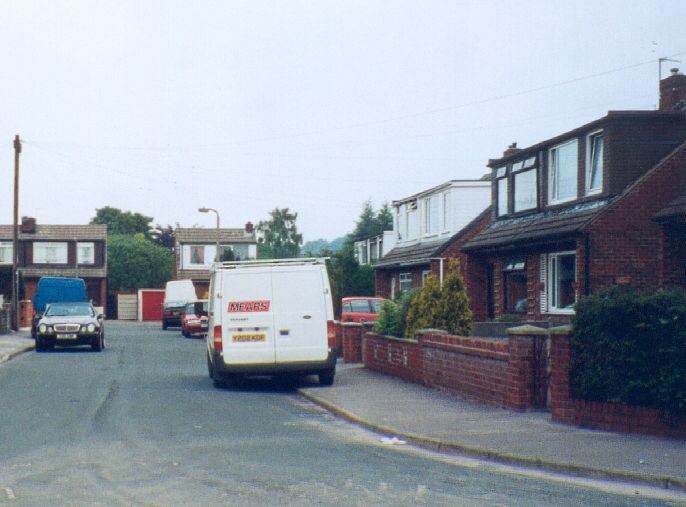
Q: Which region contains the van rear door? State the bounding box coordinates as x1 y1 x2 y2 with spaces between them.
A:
271 265 328 363
221 269 275 365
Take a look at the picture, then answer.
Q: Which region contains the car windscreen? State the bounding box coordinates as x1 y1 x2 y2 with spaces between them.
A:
45 304 93 317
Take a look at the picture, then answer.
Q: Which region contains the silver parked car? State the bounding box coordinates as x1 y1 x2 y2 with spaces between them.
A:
35 302 105 352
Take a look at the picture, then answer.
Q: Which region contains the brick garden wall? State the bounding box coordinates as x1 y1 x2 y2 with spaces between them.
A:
550 328 686 438
364 333 424 384
363 327 548 411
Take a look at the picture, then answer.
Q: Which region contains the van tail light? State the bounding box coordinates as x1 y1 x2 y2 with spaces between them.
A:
213 325 223 353
327 320 336 348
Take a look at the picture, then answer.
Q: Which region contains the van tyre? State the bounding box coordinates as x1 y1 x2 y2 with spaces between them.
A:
318 369 335 386
207 352 215 379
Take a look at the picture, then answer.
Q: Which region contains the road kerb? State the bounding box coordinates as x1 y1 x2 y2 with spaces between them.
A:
298 388 686 493
0 342 34 365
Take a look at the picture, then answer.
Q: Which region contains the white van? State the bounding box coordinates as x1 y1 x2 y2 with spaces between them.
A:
162 279 197 330
206 258 337 387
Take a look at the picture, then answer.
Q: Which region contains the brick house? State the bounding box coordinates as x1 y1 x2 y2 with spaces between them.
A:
374 178 491 299
174 223 257 297
0 217 108 307
462 69 686 323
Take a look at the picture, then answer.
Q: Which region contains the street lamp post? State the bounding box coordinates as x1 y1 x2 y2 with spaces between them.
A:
198 207 220 262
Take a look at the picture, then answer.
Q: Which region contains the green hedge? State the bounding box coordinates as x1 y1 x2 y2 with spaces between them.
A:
570 286 686 416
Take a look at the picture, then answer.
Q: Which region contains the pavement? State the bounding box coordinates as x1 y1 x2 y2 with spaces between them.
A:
299 363 686 492
2 331 685 492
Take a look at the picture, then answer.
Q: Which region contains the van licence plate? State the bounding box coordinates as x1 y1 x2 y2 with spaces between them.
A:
232 333 266 343
57 333 77 339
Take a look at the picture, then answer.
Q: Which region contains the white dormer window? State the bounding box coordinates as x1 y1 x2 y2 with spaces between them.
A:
586 130 604 195
424 196 438 235
548 139 578 205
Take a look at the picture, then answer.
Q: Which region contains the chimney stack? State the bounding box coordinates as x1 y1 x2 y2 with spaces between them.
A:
244 221 254 234
660 68 686 111
21 216 36 234
503 142 522 158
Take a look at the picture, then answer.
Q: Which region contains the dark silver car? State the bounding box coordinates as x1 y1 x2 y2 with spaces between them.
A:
35 302 105 352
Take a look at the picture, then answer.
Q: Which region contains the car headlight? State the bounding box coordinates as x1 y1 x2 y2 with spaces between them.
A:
86 323 96 333
39 324 47 333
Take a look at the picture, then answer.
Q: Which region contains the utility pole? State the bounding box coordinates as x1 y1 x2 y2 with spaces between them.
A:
11 135 21 331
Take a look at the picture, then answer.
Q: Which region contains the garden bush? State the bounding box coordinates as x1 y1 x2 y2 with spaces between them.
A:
571 286 686 416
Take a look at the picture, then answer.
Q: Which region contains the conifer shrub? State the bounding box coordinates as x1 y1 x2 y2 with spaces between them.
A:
571 286 686 416
373 289 417 337
404 259 472 338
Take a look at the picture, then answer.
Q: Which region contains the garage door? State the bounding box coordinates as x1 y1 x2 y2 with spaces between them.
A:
139 289 165 321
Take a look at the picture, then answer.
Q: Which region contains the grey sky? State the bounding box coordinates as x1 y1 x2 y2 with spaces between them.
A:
1 1 685 241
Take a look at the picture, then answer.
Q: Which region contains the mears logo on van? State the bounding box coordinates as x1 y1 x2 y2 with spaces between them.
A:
227 300 271 312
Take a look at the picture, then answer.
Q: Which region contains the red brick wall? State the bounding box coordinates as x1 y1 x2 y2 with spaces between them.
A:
364 329 547 411
550 329 686 438
364 333 423 384
422 333 511 407
339 322 372 363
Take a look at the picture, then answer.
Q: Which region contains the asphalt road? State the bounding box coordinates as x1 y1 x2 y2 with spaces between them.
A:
0 321 682 506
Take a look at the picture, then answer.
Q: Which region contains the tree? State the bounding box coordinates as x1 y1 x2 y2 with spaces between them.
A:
107 234 172 291
149 224 176 249
256 208 303 259
90 206 153 236
327 242 375 317
350 201 394 241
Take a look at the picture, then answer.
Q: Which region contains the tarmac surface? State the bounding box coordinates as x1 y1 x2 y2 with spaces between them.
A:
2 329 685 492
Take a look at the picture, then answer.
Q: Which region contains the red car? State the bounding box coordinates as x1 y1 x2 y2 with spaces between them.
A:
340 297 388 323
181 300 209 338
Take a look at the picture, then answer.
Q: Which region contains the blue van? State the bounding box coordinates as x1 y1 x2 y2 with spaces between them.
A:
32 277 88 337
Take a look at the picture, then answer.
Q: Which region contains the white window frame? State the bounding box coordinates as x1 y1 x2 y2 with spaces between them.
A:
442 192 451 232
497 176 508 216
546 251 577 314
421 270 431 284
585 129 604 195
399 272 412 292
548 139 578 205
513 168 537 212
33 242 68 264
0 241 12 264
424 196 438 236
76 242 95 265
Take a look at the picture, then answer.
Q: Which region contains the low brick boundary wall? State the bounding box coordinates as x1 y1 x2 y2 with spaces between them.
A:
338 322 375 363
364 333 423 384
364 326 548 411
550 327 686 438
